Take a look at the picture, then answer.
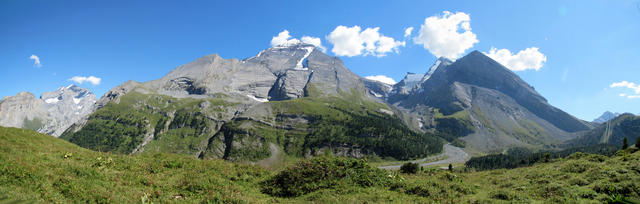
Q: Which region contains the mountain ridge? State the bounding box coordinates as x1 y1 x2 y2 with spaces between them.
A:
2 46 598 159
60 43 444 162
0 85 96 136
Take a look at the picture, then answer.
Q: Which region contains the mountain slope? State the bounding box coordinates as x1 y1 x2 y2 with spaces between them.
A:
391 51 592 153
387 57 452 103
593 111 622 123
568 113 640 147
61 43 444 161
0 85 96 136
2 126 639 203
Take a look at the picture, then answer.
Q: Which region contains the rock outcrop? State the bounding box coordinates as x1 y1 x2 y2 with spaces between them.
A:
0 85 97 137
388 51 592 152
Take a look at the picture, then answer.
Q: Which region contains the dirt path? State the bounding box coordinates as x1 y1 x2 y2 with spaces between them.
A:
378 144 469 170
257 143 281 167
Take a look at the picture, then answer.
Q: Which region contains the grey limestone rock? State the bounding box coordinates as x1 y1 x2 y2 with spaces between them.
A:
0 85 97 137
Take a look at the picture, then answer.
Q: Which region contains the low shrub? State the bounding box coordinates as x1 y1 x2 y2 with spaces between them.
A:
400 162 419 174
261 156 394 197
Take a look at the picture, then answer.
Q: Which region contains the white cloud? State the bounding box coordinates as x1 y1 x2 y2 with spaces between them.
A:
620 93 627 97
271 30 326 52
326 26 364 57
610 81 640 94
301 36 326 52
30 55 41 68
69 76 101 85
327 26 405 57
404 27 414 37
484 47 547 71
628 95 640 99
365 75 396 85
413 11 479 59
271 30 301 47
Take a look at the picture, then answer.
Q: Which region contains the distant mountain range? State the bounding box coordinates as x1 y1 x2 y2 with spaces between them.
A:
592 111 621 123
569 113 639 147
0 85 96 136
1 42 632 163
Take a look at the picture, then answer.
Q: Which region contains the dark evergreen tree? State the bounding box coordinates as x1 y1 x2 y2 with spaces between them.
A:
400 162 419 174
622 137 629 149
448 163 453 171
636 136 640 149
464 144 619 171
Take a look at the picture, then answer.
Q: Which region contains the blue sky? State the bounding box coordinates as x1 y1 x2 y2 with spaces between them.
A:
1 0 639 121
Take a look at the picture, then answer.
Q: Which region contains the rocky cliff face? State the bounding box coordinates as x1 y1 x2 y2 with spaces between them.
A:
61 42 438 162
387 51 592 153
139 43 367 102
0 85 97 137
387 57 452 104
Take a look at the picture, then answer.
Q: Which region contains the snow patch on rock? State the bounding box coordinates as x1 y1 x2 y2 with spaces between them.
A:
246 94 269 103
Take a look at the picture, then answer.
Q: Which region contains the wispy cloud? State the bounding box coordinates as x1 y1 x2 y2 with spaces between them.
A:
610 81 640 94
365 75 396 85
610 80 640 99
69 76 101 85
404 27 414 37
30 54 41 68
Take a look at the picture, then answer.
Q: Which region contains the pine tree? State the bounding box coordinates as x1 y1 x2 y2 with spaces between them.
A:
622 137 628 149
448 163 453 171
636 137 640 149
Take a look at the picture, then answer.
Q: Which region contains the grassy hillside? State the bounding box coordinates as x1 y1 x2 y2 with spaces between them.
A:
60 92 234 155
62 90 444 162
211 90 444 161
569 113 640 148
2 126 639 203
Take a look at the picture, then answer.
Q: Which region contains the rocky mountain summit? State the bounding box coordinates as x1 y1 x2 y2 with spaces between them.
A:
387 57 452 101
0 85 96 136
4 44 602 161
380 51 592 152
138 43 366 102
61 42 441 162
592 111 621 123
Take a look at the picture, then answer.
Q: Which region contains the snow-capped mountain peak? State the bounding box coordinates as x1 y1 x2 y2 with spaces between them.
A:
0 85 98 137
593 111 622 123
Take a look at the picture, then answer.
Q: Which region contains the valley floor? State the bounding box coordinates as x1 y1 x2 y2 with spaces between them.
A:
378 144 469 170
1 127 639 203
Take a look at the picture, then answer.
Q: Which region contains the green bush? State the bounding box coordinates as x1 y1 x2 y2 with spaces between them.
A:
400 162 419 174
489 189 518 201
261 156 394 197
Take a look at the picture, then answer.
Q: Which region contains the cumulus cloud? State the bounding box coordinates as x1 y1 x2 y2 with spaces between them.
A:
69 76 101 85
271 30 326 52
365 75 396 85
300 36 327 52
484 47 547 71
610 81 640 99
327 26 405 57
413 11 478 59
271 30 301 47
404 27 414 37
30 54 41 68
